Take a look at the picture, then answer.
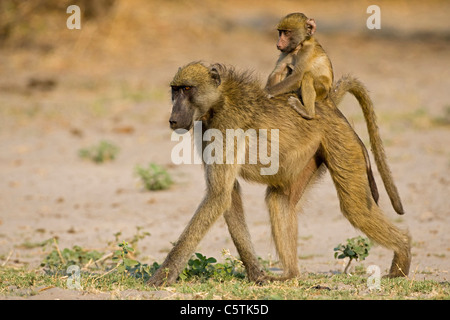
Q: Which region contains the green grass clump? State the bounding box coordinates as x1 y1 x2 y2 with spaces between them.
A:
79 140 119 163
41 244 104 271
135 163 173 191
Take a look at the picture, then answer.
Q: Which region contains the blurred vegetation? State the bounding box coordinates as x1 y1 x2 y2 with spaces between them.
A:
78 140 120 163
0 0 116 45
135 163 173 191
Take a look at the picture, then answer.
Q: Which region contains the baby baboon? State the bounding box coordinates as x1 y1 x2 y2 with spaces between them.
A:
266 13 405 211
148 62 410 286
266 12 333 120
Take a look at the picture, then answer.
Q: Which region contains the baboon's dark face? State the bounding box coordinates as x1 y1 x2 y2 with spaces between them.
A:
169 63 222 131
169 85 196 130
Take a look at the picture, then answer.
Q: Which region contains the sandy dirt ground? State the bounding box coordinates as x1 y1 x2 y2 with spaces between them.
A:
0 0 449 299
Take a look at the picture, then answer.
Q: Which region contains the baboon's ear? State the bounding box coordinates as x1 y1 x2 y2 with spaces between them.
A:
306 18 316 36
210 67 221 87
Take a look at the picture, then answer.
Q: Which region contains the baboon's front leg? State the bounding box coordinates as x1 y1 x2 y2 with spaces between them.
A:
147 194 232 286
147 164 237 287
224 181 266 282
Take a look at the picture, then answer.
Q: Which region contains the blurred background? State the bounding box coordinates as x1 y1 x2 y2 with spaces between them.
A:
1 0 449 131
0 0 449 278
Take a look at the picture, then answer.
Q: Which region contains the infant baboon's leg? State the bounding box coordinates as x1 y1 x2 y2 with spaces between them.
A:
288 96 313 120
288 72 316 120
300 72 317 119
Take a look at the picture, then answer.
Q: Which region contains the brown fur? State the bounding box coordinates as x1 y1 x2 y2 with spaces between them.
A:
266 13 333 120
330 75 404 214
265 13 384 209
266 14 405 213
148 62 410 286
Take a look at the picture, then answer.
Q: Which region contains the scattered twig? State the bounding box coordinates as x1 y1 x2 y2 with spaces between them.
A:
83 258 94 270
83 252 113 270
1 250 13 267
53 238 66 265
395 263 409 278
95 252 113 264
92 262 121 281
409 264 419 289
38 285 55 293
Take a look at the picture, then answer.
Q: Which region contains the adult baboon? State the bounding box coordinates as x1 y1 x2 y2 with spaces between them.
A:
148 62 410 286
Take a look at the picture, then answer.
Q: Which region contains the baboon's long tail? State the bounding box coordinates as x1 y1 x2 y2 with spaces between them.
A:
330 75 404 215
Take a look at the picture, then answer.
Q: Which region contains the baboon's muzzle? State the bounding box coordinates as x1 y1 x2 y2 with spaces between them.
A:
169 109 194 131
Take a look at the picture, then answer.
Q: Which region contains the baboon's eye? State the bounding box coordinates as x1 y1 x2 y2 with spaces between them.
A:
183 86 191 91
278 30 290 37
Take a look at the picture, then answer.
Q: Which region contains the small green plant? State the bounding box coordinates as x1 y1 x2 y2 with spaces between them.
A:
79 140 119 163
111 242 245 282
135 163 173 191
334 236 372 274
41 239 104 271
112 241 139 273
179 253 217 280
179 250 246 281
214 249 246 280
110 227 151 256
129 226 151 249
112 241 159 280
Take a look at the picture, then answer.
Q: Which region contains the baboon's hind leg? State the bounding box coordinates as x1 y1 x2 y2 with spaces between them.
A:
324 136 411 277
266 186 300 279
341 195 411 277
264 157 323 280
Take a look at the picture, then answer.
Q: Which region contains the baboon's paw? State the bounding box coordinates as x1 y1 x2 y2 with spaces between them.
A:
252 273 298 284
147 268 178 287
247 270 270 285
384 270 408 278
288 96 314 120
